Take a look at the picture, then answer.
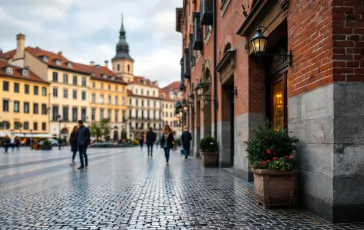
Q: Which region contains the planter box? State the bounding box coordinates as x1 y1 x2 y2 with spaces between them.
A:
41 145 52 150
201 151 218 167
251 168 299 208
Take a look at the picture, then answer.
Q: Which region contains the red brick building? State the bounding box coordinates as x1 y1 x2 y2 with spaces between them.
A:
176 0 364 223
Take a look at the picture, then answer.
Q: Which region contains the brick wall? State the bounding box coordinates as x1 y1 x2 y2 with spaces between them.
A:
288 0 364 98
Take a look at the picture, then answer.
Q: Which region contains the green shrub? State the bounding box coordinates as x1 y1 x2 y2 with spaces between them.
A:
199 136 218 152
245 121 299 171
42 140 51 146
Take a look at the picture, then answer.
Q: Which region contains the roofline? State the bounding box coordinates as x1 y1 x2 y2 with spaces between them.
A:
91 77 127 85
0 74 50 84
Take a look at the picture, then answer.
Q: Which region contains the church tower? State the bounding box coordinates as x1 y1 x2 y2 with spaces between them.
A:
112 14 134 82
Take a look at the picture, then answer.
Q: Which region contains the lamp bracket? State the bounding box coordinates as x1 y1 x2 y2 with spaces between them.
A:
261 50 293 66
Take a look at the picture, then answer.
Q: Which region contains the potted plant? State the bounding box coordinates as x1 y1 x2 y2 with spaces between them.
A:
246 121 299 208
41 140 52 150
199 136 218 167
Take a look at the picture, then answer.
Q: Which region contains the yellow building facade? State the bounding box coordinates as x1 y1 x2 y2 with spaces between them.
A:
0 60 50 135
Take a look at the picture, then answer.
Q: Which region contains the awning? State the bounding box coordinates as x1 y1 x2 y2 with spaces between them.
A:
0 132 54 138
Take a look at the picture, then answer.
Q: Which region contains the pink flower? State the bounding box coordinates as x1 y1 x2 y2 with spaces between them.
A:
266 148 272 154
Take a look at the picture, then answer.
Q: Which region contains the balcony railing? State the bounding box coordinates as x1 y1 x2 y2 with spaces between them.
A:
200 0 213 26
193 12 203 51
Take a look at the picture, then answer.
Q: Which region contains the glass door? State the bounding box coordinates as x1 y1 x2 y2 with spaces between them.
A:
270 73 287 130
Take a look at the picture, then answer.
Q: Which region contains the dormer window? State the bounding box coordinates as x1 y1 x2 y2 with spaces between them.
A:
67 62 72 68
55 60 61 66
42 56 49 62
6 67 13 75
103 74 107 79
22 69 29 77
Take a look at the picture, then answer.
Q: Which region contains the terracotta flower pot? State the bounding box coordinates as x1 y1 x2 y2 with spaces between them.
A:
251 168 299 208
201 151 218 167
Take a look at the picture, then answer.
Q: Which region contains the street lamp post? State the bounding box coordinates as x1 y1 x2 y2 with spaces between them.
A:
30 129 32 149
57 114 61 150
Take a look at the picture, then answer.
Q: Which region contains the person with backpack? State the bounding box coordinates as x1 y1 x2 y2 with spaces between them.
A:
181 126 192 159
146 127 156 156
160 124 174 165
77 120 90 169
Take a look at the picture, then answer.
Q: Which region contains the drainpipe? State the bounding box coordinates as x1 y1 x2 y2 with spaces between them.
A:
213 0 217 140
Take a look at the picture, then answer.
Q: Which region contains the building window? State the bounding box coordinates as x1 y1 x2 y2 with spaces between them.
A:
115 96 119 105
63 89 68 98
128 64 130 72
82 77 86 86
42 104 47 115
52 72 58 82
3 81 9 91
72 108 78 122
34 86 39 95
115 110 119 122
108 95 111 104
52 106 59 121
14 101 20 112
136 110 139 118
6 67 13 75
117 64 120 71
14 83 19 93
73 76 77 85
147 90 149 95
14 122 20 130
155 101 157 107
53 88 58 97
129 110 132 119
24 122 29 130
129 98 131 105
108 84 111 90
55 60 61 66
25 84 30 94
81 108 86 122
101 83 104 89
23 102 29 113
42 122 46 131
136 99 138 106
100 109 104 120
33 122 38 131
82 91 86 100
92 94 95 103
100 94 104 104
141 89 144 95
73 90 77 99
42 87 47 96
43 56 48 62
92 82 95 88
33 103 39 114
91 109 96 121
67 62 72 68
63 74 68 84
63 107 69 121
153 91 155 96
108 109 112 120
142 100 144 106
122 97 125 105
122 110 126 122
147 100 150 107
116 85 118 91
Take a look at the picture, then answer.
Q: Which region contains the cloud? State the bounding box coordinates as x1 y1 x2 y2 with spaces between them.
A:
0 0 183 87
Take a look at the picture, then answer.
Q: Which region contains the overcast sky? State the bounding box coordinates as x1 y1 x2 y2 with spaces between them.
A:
0 0 182 87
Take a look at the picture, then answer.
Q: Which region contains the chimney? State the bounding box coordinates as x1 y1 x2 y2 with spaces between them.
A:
105 60 109 68
14 33 26 60
0 49 3 56
58 51 62 56
90 61 94 66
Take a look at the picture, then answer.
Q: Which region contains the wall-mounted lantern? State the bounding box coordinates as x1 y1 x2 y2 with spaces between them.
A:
251 26 292 65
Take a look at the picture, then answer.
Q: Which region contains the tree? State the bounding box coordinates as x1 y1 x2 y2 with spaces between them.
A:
89 118 111 141
0 121 10 130
19 123 23 133
121 128 127 140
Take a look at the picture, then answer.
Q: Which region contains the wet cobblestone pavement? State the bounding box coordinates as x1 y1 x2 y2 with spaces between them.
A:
0 147 363 229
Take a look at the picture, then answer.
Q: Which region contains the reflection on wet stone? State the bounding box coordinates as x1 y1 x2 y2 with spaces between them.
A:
0 147 363 229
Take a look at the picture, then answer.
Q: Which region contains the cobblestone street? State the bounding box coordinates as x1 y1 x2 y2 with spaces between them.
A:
0 147 363 230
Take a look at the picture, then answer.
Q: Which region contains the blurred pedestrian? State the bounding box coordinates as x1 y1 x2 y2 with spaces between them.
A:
181 126 192 159
3 135 10 153
77 120 90 169
139 133 144 150
70 125 78 165
160 124 174 165
146 127 156 156
15 136 20 150
10 135 15 151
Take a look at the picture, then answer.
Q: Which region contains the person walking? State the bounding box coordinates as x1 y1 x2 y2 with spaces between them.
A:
160 124 174 165
15 137 20 150
146 127 156 156
3 135 10 153
69 126 78 165
10 135 15 151
139 133 144 150
77 120 90 169
181 126 192 159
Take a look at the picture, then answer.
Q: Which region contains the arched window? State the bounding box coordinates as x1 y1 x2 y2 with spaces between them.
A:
128 64 130 72
117 64 120 71
224 43 232 54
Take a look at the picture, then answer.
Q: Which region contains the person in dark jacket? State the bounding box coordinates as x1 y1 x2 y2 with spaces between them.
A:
3 135 10 153
69 126 78 165
181 126 192 159
77 120 90 169
139 133 144 150
146 127 156 156
160 124 174 165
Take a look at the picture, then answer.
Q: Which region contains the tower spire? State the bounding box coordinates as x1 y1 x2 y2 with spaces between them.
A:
113 13 133 61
